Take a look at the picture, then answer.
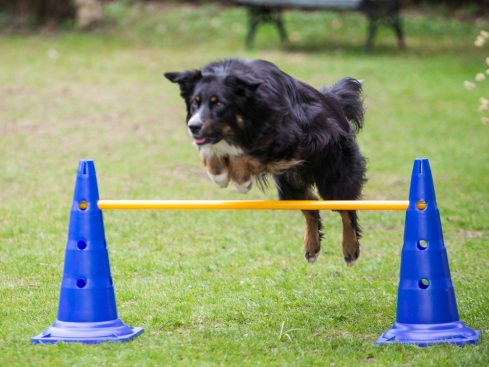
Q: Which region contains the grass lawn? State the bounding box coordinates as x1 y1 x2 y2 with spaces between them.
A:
1 2 488 366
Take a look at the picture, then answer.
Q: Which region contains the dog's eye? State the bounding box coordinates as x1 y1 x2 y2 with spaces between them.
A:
191 100 198 108
216 102 224 108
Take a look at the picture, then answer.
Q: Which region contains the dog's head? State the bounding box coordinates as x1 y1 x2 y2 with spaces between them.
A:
164 65 261 147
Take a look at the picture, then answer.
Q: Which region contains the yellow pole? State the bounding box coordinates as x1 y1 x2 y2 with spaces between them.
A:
97 200 410 211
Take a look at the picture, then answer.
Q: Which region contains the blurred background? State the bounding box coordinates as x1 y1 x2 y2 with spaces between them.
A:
0 1 488 31
1 1 489 365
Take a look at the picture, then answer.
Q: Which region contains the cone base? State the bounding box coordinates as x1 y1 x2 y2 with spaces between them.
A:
31 319 144 344
376 321 480 346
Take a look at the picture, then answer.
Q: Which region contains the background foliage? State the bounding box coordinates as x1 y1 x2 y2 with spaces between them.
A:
0 0 489 28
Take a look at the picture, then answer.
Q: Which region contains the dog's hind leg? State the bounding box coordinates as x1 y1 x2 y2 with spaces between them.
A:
302 205 323 263
339 210 361 266
274 174 322 263
313 140 366 266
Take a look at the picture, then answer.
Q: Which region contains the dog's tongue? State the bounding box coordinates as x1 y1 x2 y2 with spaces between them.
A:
194 137 206 145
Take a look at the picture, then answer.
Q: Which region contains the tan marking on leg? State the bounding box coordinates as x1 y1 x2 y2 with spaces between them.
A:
302 210 320 263
244 156 266 175
301 189 321 263
339 211 360 266
228 155 253 193
265 160 302 175
228 155 301 176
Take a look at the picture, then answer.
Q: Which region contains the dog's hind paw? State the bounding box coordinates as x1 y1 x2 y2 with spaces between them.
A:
345 258 357 267
304 249 320 263
343 248 360 266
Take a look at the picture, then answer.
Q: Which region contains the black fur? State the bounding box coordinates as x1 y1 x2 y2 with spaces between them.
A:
165 58 367 264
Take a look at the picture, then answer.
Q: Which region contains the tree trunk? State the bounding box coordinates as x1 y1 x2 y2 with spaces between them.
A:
0 0 75 26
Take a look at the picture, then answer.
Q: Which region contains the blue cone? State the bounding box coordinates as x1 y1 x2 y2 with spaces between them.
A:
377 158 480 346
32 160 143 344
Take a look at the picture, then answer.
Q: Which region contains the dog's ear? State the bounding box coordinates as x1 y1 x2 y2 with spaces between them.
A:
164 70 202 97
224 75 261 96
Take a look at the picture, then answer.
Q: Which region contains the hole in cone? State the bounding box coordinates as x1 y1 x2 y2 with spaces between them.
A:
416 200 427 210
76 278 87 288
418 278 430 289
77 240 87 250
79 201 89 210
417 240 428 250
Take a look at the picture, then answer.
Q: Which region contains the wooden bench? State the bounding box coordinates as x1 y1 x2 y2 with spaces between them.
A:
236 0 406 52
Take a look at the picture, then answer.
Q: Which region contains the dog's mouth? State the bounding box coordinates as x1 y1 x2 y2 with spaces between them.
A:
193 137 207 145
193 134 222 146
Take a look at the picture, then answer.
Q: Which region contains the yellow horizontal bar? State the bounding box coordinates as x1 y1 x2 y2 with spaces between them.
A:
97 200 409 211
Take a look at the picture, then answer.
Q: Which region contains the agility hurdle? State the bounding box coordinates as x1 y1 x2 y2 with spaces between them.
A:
97 200 412 211
32 158 481 347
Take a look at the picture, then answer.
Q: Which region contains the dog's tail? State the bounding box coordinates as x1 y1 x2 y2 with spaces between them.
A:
320 78 364 134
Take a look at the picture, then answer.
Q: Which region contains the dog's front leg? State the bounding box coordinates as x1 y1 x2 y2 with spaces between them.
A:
202 154 229 188
228 155 253 194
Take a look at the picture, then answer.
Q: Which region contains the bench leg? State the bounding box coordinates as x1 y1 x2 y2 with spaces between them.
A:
362 0 406 52
392 14 406 49
365 14 405 52
244 6 288 47
246 18 260 47
275 12 288 44
365 20 377 53
245 7 263 47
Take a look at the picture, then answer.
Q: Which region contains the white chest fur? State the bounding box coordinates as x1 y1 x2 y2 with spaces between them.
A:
198 140 244 158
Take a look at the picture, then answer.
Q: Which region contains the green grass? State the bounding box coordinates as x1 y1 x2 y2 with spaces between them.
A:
1 2 489 366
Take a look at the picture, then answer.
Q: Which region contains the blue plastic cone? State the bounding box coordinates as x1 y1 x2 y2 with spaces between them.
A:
377 158 480 346
32 160 143 344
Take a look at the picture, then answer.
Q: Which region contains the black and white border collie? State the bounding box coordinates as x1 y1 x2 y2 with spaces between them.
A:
165 58 367 265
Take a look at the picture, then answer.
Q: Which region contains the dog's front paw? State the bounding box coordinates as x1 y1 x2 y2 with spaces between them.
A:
231 179 252 194
208 172 230 188
203 154 230 188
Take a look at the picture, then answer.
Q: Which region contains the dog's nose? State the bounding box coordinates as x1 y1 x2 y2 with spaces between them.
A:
188 122 202 135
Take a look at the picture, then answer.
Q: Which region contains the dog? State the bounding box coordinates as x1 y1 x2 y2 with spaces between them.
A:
164 58 367 265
